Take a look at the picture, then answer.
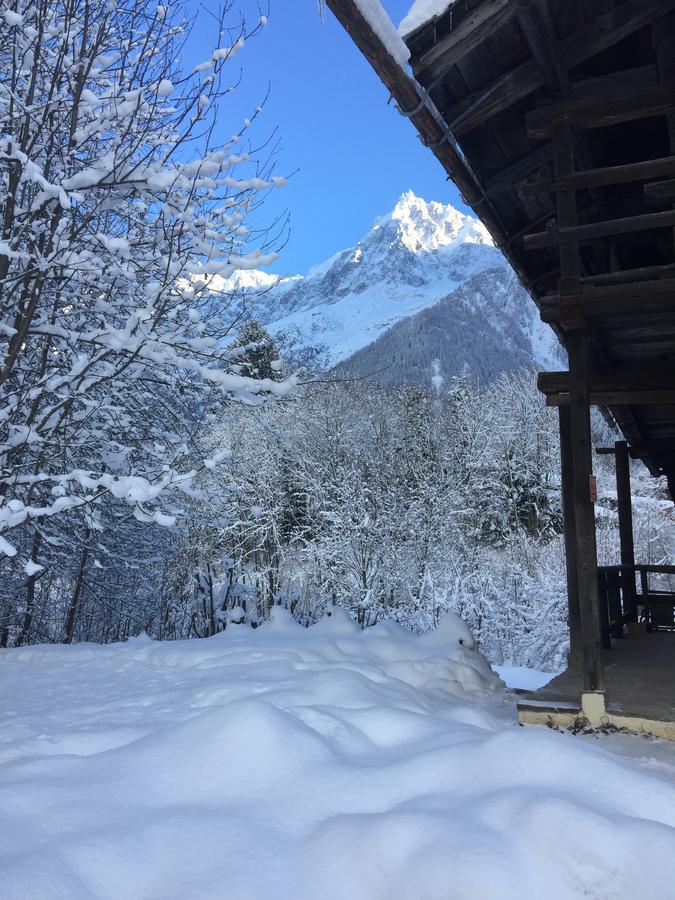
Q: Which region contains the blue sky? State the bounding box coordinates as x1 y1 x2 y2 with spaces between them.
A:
187 2 468 275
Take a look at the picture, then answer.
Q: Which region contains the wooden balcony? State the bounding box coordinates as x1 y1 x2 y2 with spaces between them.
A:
518 563 675 739
518 628 675 739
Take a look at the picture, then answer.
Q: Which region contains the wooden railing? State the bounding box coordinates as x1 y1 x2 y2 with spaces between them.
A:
598 564 675 646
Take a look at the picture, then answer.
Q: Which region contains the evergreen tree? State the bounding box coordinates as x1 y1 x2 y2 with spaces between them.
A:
231 320 284 381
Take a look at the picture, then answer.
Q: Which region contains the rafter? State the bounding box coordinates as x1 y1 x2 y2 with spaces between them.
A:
526 79 675 139
523 156 675 195
539 278 675 321
413 0 516 85
435 0 675 136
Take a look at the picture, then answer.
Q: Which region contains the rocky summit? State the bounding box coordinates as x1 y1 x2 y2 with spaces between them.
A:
215 190 561 382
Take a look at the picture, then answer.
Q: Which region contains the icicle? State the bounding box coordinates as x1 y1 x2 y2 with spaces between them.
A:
317 0 326 23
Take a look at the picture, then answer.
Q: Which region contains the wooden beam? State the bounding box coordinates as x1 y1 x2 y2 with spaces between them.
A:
544 366 675 402
539 368 675 395
582 262 675 286
615 441 637 622
554 126 581 301
526 79 675 139
559 405 582 655
562 0 675 70
636 564 675 575
436 0 675 136
567 328 604 691
523 156 675 195
412 0 516 85
554 123 604 693
515 0 603 198
547 390 675 405
524 209 675 249
515 0 570 94
540 279 675 321
443 60 543 137
645 178 675 204
570 64 658 99
484 144 555 195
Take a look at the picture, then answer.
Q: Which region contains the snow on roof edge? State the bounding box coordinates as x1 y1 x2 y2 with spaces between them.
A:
353 0 411 67
398 0 453 38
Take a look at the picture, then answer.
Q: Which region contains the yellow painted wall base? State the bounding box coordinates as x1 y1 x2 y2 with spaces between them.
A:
518 702 675 742
581 691 606 726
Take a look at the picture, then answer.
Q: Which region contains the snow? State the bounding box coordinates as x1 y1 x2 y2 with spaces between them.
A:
399 0 452 36
157 78 174 97
23 559 44 577
494 665 559 691
353 0 411 67
384 188 492 252
3 609 675 899
3 9 24 26
203 268 289 292
0 534 17 557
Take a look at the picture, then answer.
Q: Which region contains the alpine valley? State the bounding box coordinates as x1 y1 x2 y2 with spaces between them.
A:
218 190 562 384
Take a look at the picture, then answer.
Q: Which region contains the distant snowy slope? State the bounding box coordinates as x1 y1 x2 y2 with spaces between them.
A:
336 266 561 387
220 191 559 378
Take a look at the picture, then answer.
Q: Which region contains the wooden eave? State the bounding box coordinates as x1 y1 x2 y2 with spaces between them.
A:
327 0 675 492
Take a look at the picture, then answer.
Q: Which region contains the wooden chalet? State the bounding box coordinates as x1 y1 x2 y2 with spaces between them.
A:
327 0 675 738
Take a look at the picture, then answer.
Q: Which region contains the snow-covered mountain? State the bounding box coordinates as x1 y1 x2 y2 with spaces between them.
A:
336 266 557 387
222 190 560 378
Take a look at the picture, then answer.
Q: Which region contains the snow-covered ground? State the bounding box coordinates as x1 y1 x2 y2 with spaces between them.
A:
2 609 675 899
493 664 558 692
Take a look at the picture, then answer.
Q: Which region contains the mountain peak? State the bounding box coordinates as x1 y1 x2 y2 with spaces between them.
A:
210 191 521 372
383 190 493 254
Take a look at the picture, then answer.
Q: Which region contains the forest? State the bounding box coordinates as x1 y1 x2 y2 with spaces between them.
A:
1 0 673 677
3 332 673 672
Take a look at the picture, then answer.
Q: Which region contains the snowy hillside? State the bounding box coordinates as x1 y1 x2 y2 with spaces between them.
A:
223 191 557 374
3 608 675 899
337 265 560 386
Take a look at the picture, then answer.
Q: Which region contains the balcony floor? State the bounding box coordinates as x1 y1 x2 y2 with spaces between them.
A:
518 631 675 739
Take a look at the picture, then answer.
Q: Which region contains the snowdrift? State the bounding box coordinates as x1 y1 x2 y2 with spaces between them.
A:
2 608 675 899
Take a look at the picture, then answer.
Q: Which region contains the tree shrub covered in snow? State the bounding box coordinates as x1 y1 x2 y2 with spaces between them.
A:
0 0 290 563
0 3 672 667
4 361 672 671
0 0 297 643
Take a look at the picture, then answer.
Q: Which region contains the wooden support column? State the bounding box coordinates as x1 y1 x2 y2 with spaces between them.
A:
654 14 675 255
555 123 604 693
558 405 581 655
615 440 637 621
566 327 604 691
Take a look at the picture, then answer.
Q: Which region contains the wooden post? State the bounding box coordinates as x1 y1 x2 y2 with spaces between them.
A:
653 14 675 253
566 328 604 691
555 122 604 693
615 440 637 620
559 405 581 655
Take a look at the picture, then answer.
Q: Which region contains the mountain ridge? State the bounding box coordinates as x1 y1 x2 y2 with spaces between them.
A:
217 191 561 380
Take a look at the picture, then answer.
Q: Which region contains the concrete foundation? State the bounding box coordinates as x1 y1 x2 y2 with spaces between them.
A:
517 631 675 741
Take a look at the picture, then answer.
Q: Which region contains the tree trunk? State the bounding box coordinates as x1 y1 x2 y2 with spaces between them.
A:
16 530 42 647
64 546 89 644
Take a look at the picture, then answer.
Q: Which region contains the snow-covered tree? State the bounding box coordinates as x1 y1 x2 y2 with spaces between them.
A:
0 0 292 570
230 318 284 381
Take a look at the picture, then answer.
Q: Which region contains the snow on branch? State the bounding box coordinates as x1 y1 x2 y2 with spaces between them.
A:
0 0 290 555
